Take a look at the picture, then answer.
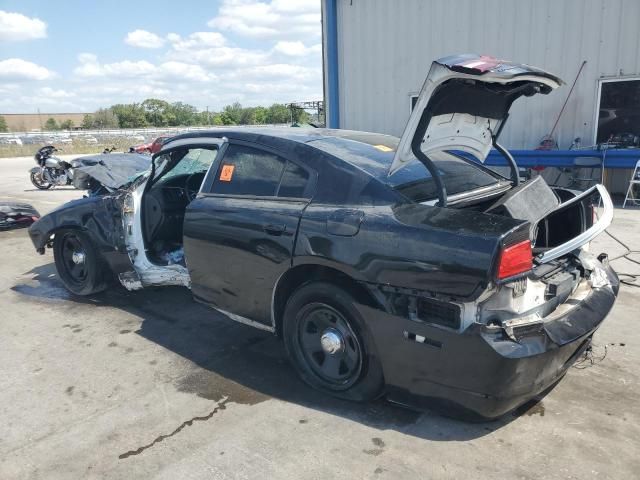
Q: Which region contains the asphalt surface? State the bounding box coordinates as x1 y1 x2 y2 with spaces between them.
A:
1 154 639 479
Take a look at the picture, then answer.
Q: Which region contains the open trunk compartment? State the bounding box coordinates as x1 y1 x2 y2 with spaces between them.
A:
482 179 613 265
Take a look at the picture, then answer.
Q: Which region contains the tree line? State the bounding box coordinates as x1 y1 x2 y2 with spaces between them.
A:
77 99 309 130
1 100 312 133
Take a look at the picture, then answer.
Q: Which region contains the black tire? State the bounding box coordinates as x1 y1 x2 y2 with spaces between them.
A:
283 282 384 402
53 230 109 295
30 171 53 190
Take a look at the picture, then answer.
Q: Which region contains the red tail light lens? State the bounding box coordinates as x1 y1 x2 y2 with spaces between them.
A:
497 240 533 280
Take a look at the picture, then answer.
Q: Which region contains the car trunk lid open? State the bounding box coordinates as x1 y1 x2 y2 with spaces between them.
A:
390 54 563 206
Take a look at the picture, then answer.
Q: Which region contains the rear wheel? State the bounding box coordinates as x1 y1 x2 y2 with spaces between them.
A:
53 230 109 295
30 170 52 189
283 282 384 402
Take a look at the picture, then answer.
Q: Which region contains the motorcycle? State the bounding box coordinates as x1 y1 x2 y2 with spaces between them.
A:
29 146 75 190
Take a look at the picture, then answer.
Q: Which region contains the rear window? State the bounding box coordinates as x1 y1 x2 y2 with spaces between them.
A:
389 153 503 202
310 136 502 202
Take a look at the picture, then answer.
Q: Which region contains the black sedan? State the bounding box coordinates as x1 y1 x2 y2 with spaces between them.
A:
29 55 618 419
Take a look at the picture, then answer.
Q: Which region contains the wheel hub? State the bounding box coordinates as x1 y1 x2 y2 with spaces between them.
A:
320 328 344 355
71 251 86 265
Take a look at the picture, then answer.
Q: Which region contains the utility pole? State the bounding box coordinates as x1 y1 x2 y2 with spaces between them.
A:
37 108 42 130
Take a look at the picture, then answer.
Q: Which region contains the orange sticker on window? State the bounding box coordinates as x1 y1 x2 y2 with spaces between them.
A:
219 164 235 182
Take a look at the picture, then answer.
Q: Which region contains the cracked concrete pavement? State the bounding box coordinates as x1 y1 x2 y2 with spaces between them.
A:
1 155 639 479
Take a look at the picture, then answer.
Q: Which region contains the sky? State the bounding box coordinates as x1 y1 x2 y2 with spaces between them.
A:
0 0 322 114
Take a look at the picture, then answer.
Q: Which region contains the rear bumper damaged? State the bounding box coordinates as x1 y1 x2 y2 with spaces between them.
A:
359 261 619 420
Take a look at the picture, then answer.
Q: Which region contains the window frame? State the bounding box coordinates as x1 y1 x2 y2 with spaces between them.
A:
201 139 317 201
149 138 226 190
593 75 640 144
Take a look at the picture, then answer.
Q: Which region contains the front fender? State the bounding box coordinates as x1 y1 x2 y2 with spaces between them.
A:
28 196 124 254
29 166 41 174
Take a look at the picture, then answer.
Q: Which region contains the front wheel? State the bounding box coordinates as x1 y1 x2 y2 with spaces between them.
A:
283 282 384 402
53 230 110 295
30 170 53 189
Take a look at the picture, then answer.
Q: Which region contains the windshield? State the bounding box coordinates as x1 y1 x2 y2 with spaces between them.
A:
389 151 504 202
153 147 218 183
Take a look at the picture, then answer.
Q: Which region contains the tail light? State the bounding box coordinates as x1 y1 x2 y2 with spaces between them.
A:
497 240 533 280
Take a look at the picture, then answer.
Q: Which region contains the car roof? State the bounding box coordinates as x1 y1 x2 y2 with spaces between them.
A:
165 127 395 147
163 127 401 177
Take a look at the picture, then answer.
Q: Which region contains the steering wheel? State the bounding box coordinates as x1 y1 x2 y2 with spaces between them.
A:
184 172 200 202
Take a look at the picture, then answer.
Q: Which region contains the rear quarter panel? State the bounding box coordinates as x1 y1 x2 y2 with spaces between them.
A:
295 202 527 300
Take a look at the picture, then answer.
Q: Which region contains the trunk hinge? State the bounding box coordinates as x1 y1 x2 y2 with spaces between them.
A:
410 107 448 207
491 114 520 186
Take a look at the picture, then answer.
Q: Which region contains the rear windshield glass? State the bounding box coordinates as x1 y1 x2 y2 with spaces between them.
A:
387 152 503 202
309 137 502 203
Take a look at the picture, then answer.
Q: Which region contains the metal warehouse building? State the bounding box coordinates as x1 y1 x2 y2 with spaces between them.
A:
321 0 640 152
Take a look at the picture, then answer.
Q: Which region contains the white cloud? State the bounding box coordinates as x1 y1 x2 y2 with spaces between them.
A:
167 31 226 50
0 58 52 80
103 60 157 77
159 61 217 82
73 54 217 83
4 1 323 113
273 41 321 57
38 87 75 98
208 0 320 39
73 53 156 78
166 44 270 68
0 10 46 42
230 63 321 81
125 29 165 49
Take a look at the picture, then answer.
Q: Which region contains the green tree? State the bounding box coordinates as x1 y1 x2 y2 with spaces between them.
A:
92 108 119 129
59 119 74 130
0 115 8 132
253 106 268 124
218 110 236 125
239 107 256 125
169 102 198 126
111 103 147 128
222 102 243 125
197 110 211 126
211 113 225 126
290 106 310 124
141 98 171 126
266 103 290 124
44 117 59 130
81 114 94 129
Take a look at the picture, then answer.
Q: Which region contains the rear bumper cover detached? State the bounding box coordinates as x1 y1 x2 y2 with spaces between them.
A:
359 261 619 419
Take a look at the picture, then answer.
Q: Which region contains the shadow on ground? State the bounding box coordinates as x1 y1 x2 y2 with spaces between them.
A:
13 263 550 442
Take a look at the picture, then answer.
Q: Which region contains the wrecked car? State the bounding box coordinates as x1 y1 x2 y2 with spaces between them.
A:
28 54 618 419
70 153 151 195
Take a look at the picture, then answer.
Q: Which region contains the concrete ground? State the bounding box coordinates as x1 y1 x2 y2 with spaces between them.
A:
1 155 639 480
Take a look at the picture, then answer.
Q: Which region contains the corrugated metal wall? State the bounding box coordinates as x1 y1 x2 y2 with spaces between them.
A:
334 0 640 149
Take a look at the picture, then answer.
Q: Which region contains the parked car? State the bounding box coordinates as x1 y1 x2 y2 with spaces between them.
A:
0 136 23 145
131 135 173 154
28 55 619 419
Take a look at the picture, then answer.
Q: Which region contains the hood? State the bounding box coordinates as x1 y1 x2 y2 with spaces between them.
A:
71 153 151 189
389 54 562 176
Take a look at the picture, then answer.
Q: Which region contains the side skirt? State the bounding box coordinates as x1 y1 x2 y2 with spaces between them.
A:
193 295 275 333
